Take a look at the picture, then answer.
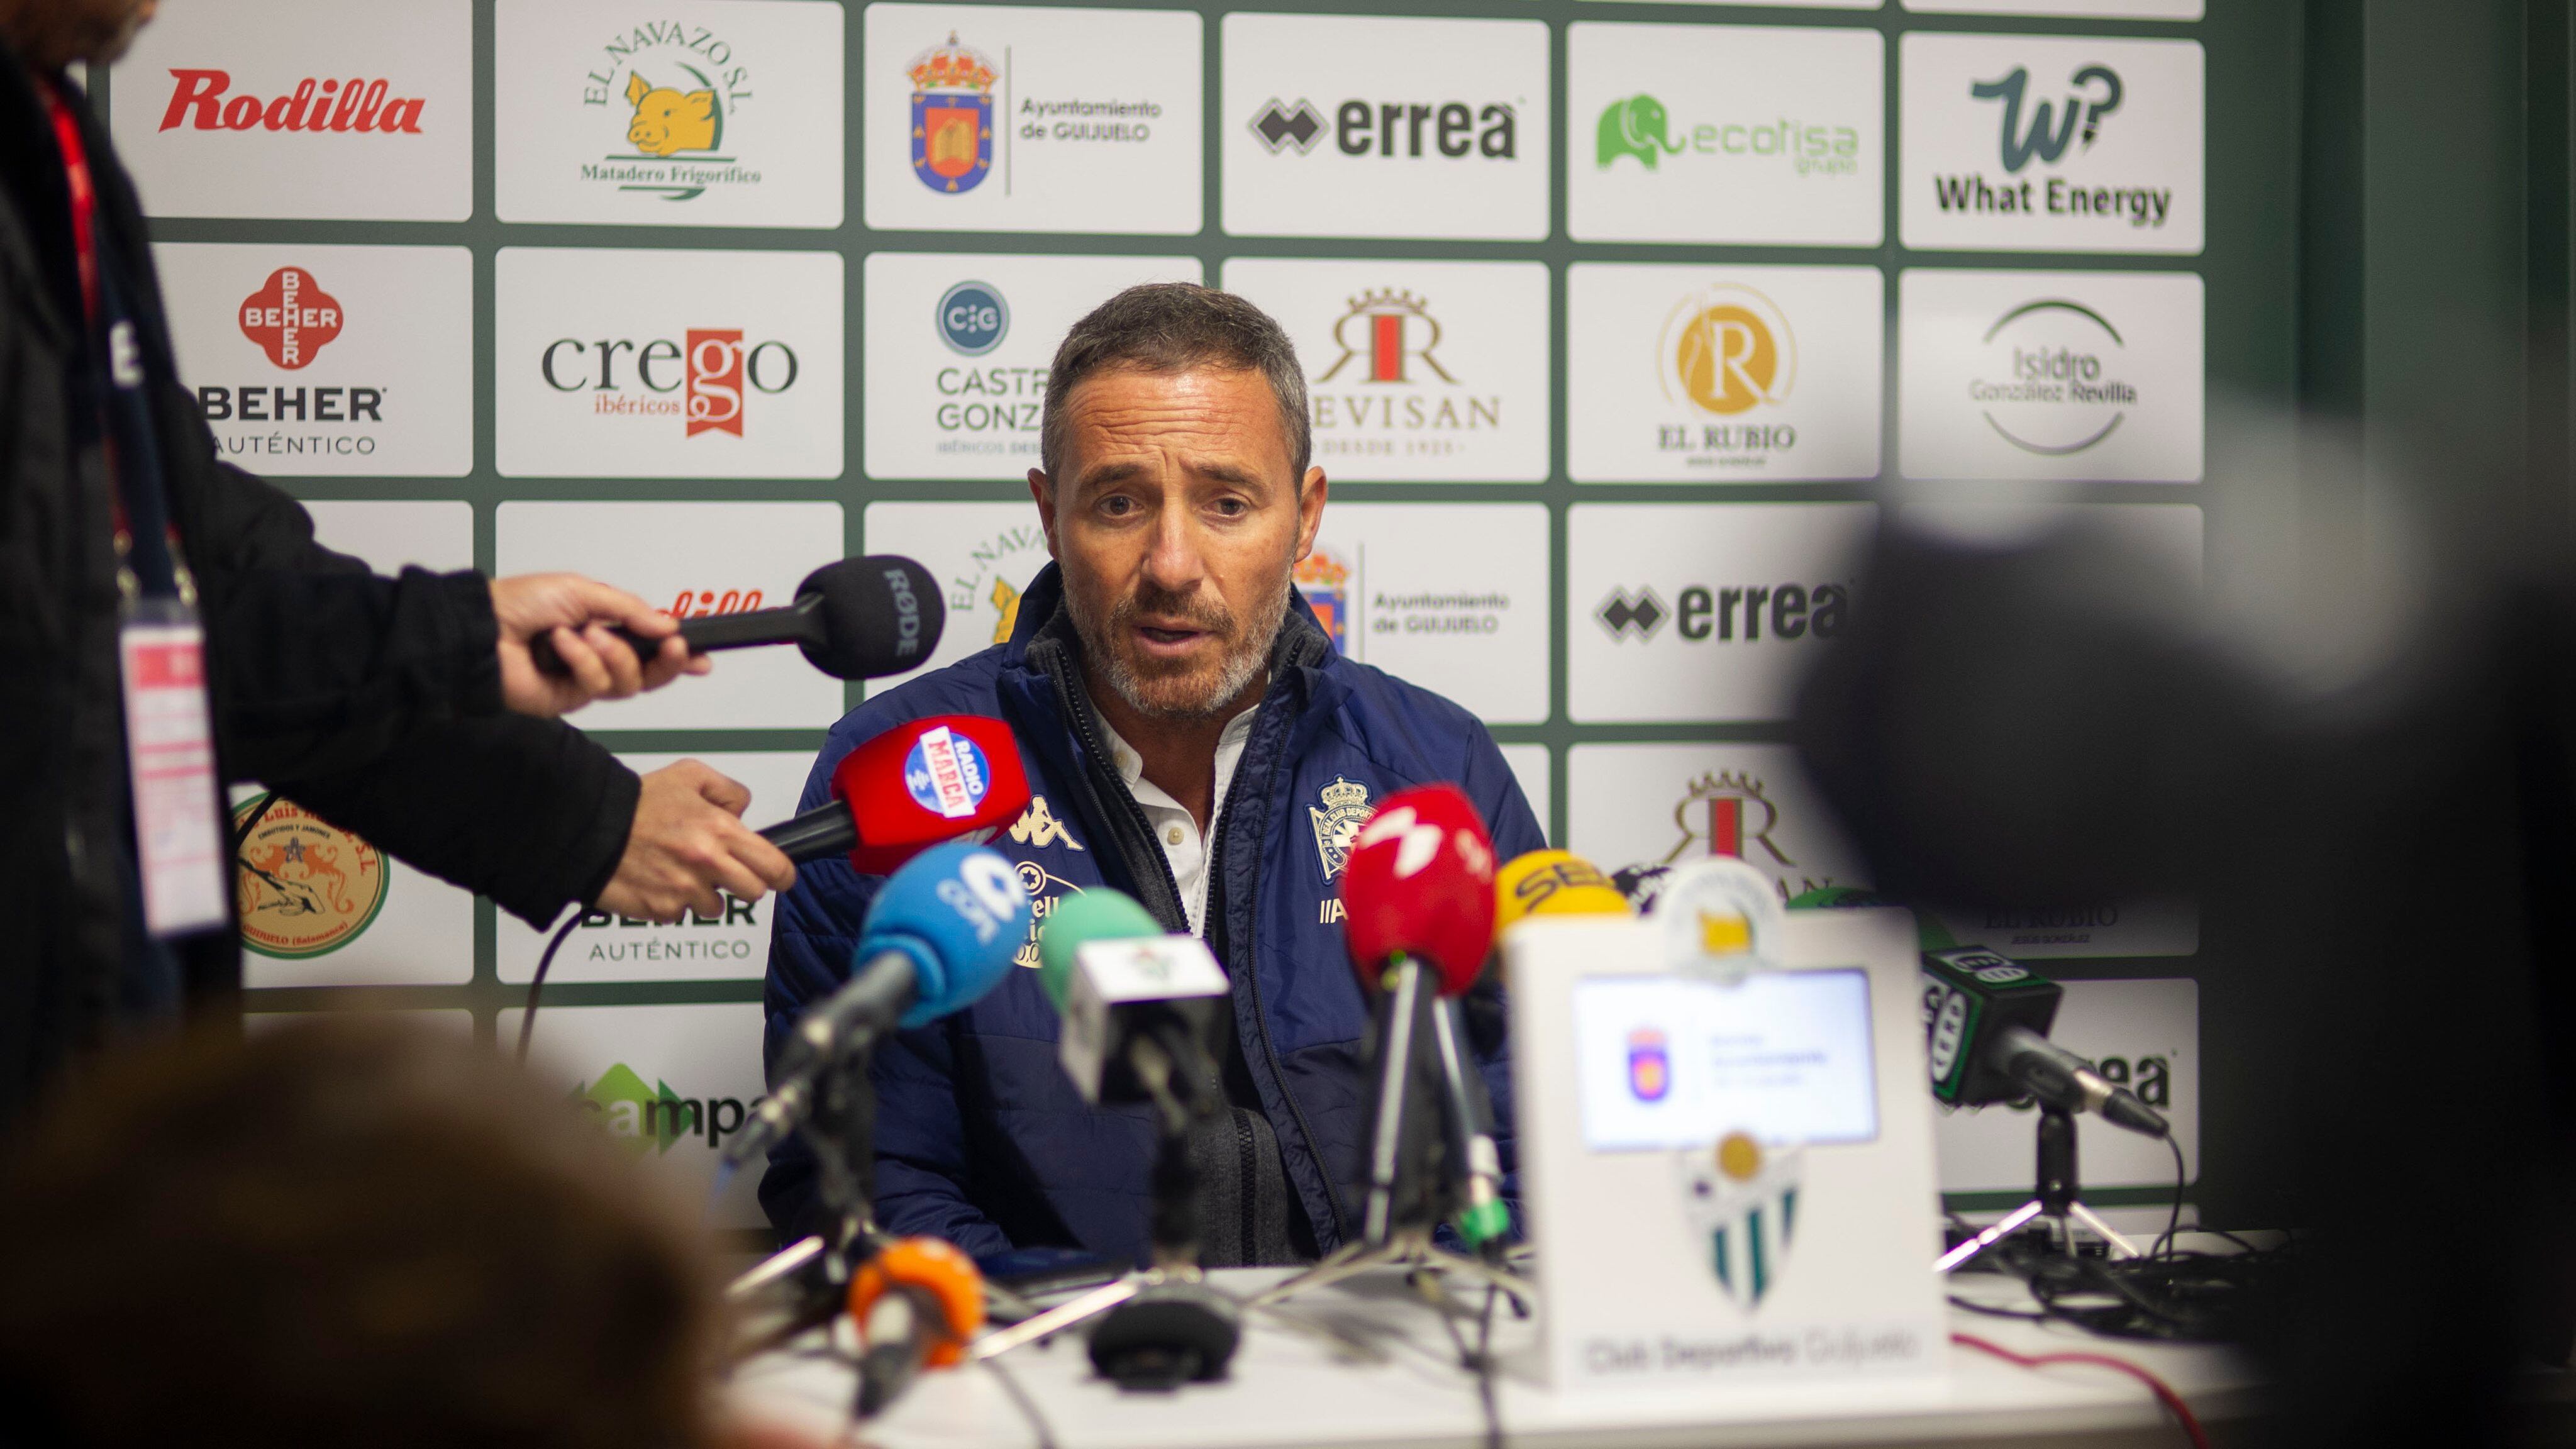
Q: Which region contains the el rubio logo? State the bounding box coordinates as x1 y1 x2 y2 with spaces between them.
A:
577 19 760 203
1968 297 2140 456
159 70 427 135
1248 94 1518 160
1933 63 2171 231
1595 93 1858 177
1309 289 1502 460
1657 286 1797 465
540 327 799 437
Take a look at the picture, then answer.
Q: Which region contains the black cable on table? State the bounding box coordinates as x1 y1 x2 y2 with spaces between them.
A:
981 1354 1058 1449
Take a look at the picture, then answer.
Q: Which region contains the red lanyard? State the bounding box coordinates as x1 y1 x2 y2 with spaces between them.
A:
38 79 99 326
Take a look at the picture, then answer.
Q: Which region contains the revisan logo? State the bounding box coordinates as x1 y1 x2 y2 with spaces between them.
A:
159 70 428 133
540 330 800 438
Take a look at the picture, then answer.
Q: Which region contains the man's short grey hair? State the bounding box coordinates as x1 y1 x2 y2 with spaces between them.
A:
1038 282 1311 487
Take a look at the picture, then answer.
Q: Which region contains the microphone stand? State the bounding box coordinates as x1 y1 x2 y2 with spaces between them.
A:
1933 1102 2142 1273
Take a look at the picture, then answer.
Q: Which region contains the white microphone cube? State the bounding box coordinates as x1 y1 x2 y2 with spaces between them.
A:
1060 936 1229 1105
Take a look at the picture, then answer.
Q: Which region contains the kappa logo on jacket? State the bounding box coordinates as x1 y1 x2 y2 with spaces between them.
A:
1008 794 1084 852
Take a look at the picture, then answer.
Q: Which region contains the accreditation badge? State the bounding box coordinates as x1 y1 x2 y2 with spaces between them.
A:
118 596 229 936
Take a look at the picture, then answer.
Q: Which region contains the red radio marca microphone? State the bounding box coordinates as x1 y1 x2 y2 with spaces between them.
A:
1339 784 1498 998
757 715 1031 874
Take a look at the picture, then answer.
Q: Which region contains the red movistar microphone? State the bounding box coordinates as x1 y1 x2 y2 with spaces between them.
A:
755 715 1031 875
1338 784 1499 1246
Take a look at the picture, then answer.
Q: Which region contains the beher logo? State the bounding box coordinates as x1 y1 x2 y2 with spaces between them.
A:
1308 775 1372 881
160 71 428 134
540 328 801 437
1595 577 1848 648
232 796 388 960
1248 97 1519 160
909 32 997 194
1678 1133 1804 1309
1626 1028 1671 1102
1934 64 2168 229
577 21 758 203
1970 299 2138 456
1294 548 1352 653
937 280 1009 356
575 1063 750 1156
238 267 342 370
1596 94 1858 177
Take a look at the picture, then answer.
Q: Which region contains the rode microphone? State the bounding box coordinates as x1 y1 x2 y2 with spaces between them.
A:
723 843 1032 1170
757 715 1031 874
1340 784 1499 1246
848 1236 985 1417
1923 946 2168 1138
533 555 943 680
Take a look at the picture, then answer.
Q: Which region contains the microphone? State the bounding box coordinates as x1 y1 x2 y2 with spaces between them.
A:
1494 849 1635 929
847 1236 985 1418
756 715 1032 874
533 554 943 680
1340 784 1499 1246
723 843 1032 1170
1037 890 1228 1114
1922 946 2168 1138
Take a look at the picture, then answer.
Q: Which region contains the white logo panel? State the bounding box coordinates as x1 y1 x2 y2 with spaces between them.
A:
1570 503 1877 723
1901 33 2204 254
230 789 472 989
1499 744 1553 847
1223 258 1549 482
863 4 1202 235
1299 503 1552 724
1568 262 1882 484
1567 743 1868 906
1567 23 1882 246
1223 14 1550 242
109 0 471 221
1905 0 2202 18
504 1002 770 1228
1898 269 2202 482
302 499 474 573
498 751 813 984
495 501 845 730
494 0 845 228
864 253 1202 481
862 501 1053 694
155 244 472 477
495 248 842 479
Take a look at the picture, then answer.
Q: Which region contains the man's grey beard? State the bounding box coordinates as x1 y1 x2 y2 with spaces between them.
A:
1075 568 1292 721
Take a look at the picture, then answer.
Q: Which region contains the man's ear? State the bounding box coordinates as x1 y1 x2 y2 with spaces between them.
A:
1293 467 1328 561
1028 469 1058 560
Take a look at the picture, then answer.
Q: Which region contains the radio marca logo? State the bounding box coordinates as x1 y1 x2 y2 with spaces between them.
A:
577 19 758 203
232 796 388 960
909 31 997 193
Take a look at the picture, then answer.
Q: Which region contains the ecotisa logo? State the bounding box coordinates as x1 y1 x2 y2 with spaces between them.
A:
1594 94 1858 177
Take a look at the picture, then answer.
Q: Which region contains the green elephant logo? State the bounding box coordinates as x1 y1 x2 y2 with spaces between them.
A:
1597 94 1685 170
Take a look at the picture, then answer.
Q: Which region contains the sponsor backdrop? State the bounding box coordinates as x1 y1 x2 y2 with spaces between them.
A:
106 0 2277 1217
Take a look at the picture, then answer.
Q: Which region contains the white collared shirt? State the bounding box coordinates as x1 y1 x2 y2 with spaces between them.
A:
1096 706 1259 938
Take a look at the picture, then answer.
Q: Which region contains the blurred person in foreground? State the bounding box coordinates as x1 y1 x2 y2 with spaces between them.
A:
762 283 1543 1264
0 1019 817 1449
1796 501 2576 1448
0 0 796 1128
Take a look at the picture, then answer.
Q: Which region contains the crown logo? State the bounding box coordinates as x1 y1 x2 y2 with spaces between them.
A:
908 32 997 93
1684 770 1768 802
1319 777 1370 810
1294 549 1350 588
1348 287 1431 318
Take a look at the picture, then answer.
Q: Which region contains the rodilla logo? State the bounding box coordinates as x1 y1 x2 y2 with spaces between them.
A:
541 330 800 435
160 70 428 134
575 1063 752 1155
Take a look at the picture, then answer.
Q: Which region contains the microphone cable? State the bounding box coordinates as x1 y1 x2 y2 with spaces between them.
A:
1950 1332 2212 1449
513 908 583 1065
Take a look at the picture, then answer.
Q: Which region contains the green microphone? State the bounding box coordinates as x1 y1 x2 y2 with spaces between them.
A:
1036 889 1163 1012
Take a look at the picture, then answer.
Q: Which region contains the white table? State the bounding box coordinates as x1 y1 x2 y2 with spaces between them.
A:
731 1265 2265 1448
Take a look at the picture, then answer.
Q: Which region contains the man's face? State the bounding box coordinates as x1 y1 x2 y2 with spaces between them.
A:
1031 365 1326 721
4 0 158 69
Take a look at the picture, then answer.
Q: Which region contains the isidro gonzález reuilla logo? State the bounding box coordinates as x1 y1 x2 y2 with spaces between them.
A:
575 1063 753 1157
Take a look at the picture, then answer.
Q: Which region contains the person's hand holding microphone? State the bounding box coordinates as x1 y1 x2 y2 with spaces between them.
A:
489 572 706 718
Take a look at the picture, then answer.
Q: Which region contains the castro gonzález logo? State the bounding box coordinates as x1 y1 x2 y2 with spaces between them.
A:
575 1063 752 1156
576 19 762 203
1655 286 1796 465
930 280 1042 462
1596 94 1858 177
232 796 389 960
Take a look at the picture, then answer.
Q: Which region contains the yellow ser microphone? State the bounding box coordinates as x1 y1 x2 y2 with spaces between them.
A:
1492 848 1636 933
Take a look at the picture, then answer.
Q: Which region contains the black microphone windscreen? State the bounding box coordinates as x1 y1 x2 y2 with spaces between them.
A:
796 555 947 680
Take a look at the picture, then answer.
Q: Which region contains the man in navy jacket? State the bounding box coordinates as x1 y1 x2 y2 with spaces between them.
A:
764 284 1543 1265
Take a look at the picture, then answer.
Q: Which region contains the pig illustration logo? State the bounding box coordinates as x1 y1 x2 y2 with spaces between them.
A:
625 69 720 158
